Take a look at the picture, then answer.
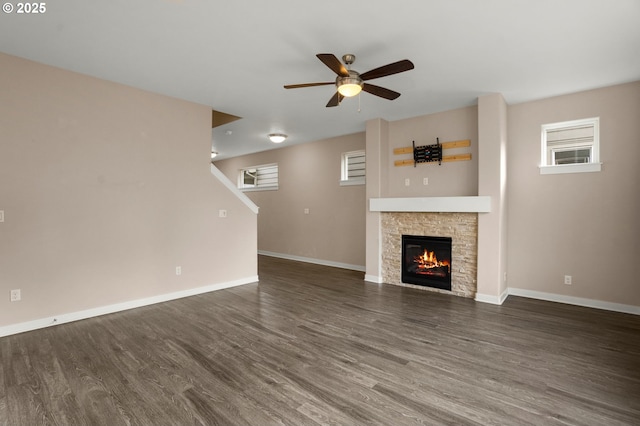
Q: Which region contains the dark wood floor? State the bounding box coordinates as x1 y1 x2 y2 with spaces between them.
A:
1 256 639 425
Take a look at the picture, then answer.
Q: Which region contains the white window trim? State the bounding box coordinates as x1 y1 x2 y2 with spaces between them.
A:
539 117 601 175
539 163 601 175
238 163 279 192
340 150 366 186
240 186 279 192
339 179 365 187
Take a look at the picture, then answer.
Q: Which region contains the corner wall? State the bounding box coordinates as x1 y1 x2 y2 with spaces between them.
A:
507 81 640 308
364 118 388 282
215 132 366 270
477 94 509 303
0 53 258 332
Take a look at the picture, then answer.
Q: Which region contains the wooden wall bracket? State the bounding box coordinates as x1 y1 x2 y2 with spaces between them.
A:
393 139 471 167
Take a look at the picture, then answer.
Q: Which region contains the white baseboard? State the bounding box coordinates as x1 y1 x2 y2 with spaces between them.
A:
10 275 634 339
507 288 640 315
258 250 366 272
0 276 258 338
475 288 509 305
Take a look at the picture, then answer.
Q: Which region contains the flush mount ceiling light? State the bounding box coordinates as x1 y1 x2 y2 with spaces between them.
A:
269 133 287 143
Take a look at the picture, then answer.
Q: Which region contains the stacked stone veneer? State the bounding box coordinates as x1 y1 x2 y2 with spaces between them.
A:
381 212 478 298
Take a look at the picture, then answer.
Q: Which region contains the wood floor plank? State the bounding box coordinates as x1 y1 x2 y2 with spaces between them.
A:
1 255 639 425
23 337 88 425
0 398 6 426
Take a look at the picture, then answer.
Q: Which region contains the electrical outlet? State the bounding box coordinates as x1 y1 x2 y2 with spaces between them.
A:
176 266 182 276
10 289 21 302
405 178 410 186
564 275 572 285
304 208 309 214
423 178 429 185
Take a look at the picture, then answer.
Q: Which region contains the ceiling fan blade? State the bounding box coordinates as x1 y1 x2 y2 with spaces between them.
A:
326 92 344 107
284 82 334 89
360 59 415 81
362 83 401 100
317 53 349 77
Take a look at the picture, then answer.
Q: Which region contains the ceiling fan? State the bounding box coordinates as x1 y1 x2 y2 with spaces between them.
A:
284 53 414 107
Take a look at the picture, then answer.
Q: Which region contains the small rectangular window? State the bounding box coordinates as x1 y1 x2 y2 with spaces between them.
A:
238 163 278 191
540 117 601 174
340 150 365 186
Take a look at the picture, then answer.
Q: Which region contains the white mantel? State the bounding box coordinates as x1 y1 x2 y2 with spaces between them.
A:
369 196 491 213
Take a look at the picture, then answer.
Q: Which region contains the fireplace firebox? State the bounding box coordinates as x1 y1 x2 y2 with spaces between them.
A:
401 235 452 291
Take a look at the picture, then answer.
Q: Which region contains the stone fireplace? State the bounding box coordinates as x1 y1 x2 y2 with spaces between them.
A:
369 196 490 299
381 212 478 298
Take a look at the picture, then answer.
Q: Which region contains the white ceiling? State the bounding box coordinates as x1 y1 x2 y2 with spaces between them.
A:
1 0 638 160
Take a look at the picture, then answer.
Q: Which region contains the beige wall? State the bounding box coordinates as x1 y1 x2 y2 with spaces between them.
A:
215 133 366 268
365 118 388 281
386 106 479 197
477 94 508 301
507 81 640 306
0 53 257 328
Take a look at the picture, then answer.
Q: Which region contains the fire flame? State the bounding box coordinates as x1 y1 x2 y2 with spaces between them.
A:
414 249 450 272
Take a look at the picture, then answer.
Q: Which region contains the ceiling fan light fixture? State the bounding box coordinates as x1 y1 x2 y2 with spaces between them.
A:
337 73 363 97
337 82 362 97
269 133 287 143
284 53 414 107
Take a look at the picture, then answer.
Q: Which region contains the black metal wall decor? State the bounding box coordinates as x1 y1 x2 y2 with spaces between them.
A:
393 138 472 167
412 137 442 167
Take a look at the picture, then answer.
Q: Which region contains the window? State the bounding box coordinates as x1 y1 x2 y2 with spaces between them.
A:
238 163 278 191
340 150 365 186
540 117 601 174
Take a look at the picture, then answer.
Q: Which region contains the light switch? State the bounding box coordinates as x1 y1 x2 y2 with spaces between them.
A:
404 178 410 186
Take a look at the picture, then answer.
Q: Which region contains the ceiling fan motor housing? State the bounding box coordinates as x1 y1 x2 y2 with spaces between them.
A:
336 54 363 95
